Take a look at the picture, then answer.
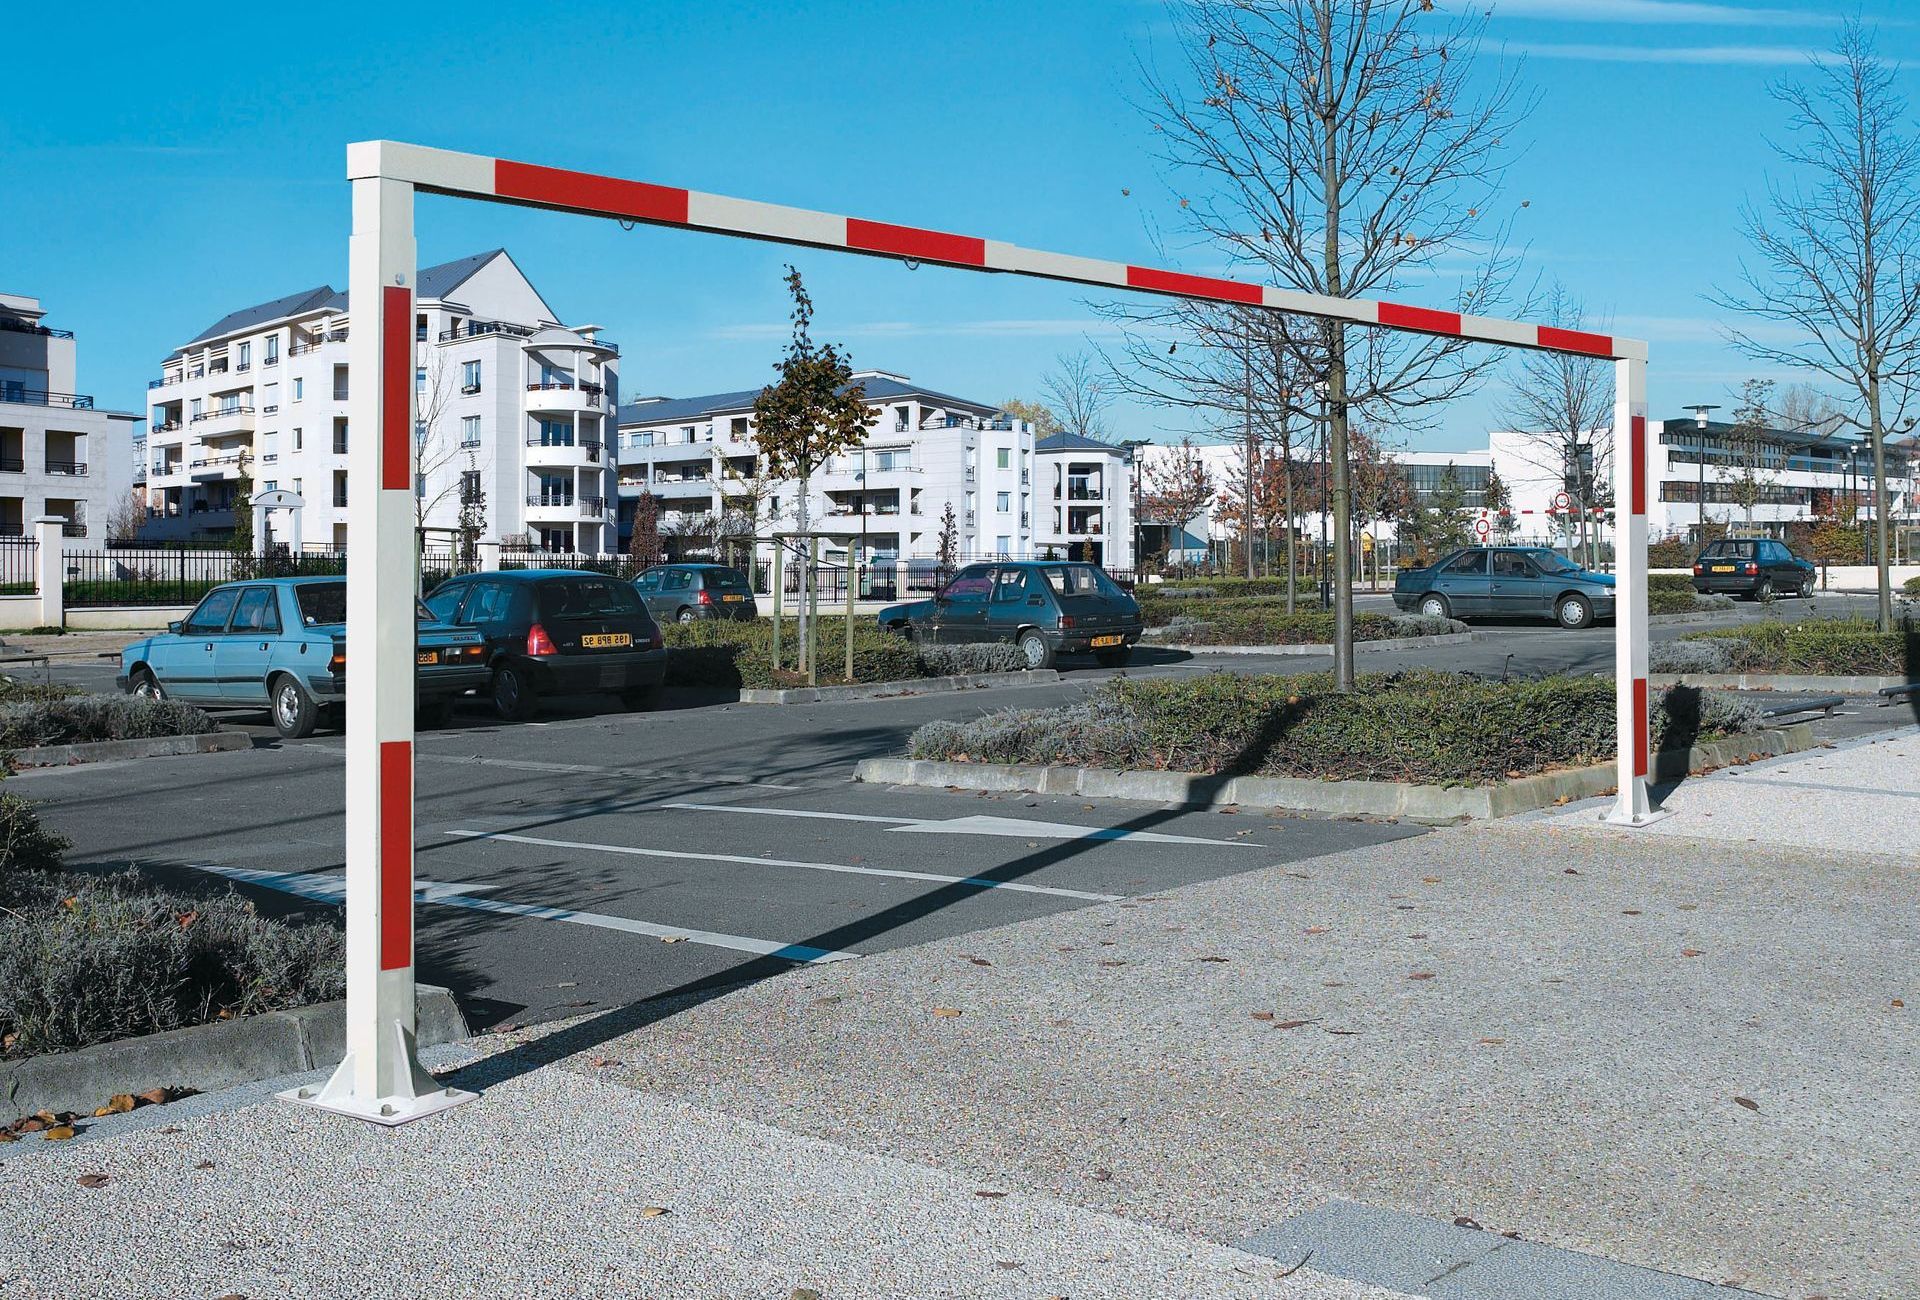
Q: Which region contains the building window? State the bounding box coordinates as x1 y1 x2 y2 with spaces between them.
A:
996 535 1011 554
332 420 349 455
293 428 303 451
462 361 482 394
332 365 349 401
997 448 1010 470
461 415 481 447
333 471 348 508
264 336 279 365
460 470 481 504
416 314 428 342
996 491 1011 511
416 368 426 396
292 377 303 402
235 342 250 370
189 398 202 420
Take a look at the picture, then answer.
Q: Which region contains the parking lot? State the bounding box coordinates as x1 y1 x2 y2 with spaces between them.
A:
18 597 1910 1031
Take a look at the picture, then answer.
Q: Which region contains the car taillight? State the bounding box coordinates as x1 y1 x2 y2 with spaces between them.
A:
697 589 713 605
1692 564 1703 575
646 629 663 650
1060 615 1075 629
526 623 557 656
329 652 345 673
1743 562 1758 575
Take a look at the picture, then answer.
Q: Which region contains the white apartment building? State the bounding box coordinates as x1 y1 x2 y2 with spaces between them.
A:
1647 414 1912 541
1033 431 1137 568
0 292 139 542
615 372 1045 569
144 250 618 552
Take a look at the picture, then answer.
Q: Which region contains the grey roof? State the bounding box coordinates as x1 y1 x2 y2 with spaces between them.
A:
178 250 510 351
1036 431 1122 453
617 373 999 428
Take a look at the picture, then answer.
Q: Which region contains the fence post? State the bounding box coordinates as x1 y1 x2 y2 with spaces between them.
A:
844 560 855 682
177 544 188 607
770 543 783 672
33 517 64 629
807 536 819 687
477 539 501 573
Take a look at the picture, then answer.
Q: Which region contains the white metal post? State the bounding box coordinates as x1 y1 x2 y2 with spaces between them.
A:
282 170 476 1124
1605 355 1667 826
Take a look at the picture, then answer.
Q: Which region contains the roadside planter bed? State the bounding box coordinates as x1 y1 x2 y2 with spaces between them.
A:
663 618 1024 692
1647 575 1735 616
866 670 1800 820
0 695 238 768
1656 617 1911 678
1140 606 1467 648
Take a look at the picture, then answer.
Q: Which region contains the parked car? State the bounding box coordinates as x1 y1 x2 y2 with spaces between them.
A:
875 560 1143 669
1690 537 1815 600
1393 546 1616 629
116 577 488 739
634 563 758 623
422 569 667 720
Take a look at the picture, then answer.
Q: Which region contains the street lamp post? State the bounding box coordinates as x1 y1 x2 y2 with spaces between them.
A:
1120 438 1151 574
1687 403 1720 544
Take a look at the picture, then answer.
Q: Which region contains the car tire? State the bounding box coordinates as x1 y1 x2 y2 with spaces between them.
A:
1419 593 1452 620
1094 647 1132 668
1018 630 1055 671
1798 575 1815 598
270 674 320 739
490 663 539 722
128 667 164 701
620 683 662 711
1555 594 1594 630
676 607 697 623
1754 578 1774 601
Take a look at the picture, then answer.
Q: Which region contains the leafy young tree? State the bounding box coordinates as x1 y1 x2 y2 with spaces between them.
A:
1724 378 1780 533
1482 466 1517 542
1714 19 1918 631
1139 0 1524 687
1141 439 1216 567
627 489 662 568
1425 464 1473 555
456 453 487 566
228 452 255 570
999 398 1063 438
935 501 960 578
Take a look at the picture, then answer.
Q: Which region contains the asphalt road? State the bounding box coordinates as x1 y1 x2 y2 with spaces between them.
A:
22 599 1908 1032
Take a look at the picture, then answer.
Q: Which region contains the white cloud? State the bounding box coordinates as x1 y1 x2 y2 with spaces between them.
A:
1511 40 1838 65
1470 0 1827 26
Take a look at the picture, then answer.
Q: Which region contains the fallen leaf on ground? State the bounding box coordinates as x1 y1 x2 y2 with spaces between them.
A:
1893 999 1906 1009
639 1206 670 1218
965 957 992 967
1622 909 1642 916
1303 926 1330 935
812 995 842 1006
1250 1012 1276 1021
790 1290 821 1300
1273 1019 1315 1030
589 1057 620 1068
1732 1096 1760 1111
1195 955 1229 963
1478 1037 1505 1046
1682 949 1705 957
1421 876 1441 884
1454 1215 1482 1229
930 1006 963 1018
1096 959 1127 967
975 1189 1008 1199
1563 868 1580 875
660 935 688 944
77 1173 108 1188
195 1159 214 1169
1407 971 1436 981
43 1126 76 1141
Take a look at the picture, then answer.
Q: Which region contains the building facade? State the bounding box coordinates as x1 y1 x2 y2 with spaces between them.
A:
617 372 1085 570
1648 415 1913 542
0 292 139 542
144 250 618 551
1033 431 1136 568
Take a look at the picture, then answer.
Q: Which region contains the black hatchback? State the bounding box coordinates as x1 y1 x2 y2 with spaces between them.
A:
423 569 668 720
1691 537 1816 600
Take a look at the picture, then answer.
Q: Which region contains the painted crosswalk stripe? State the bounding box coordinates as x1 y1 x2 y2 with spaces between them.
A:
662 802 1256 847
446 829 1125 902
178 861 857 964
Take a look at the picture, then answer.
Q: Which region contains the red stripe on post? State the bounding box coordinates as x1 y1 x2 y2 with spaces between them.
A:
1377 301 1463 336
378 740 413 971
1630 415 1647 516
845 219 986 267
1125 266 1264 305
1537 325 1614 358
1632 678 1649 779
380 286 411 492
494 159 690 225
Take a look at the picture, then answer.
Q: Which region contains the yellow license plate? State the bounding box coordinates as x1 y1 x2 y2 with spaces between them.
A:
1091 634 1124 648
721 594 746 602
416 651 437 665
1711 565 1736 573
581 633 632 649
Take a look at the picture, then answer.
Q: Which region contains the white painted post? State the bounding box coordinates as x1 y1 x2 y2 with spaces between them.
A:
1605 355 1667 827
33 517 64 629
251 500 268 559
281 168 475 1125
477 538 501 572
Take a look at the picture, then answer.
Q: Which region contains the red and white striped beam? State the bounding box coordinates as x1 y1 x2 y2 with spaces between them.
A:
348 142 1648 363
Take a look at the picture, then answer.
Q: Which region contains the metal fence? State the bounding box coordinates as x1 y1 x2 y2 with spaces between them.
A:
0 538 36 595
63 546 347 607
498 549 647 582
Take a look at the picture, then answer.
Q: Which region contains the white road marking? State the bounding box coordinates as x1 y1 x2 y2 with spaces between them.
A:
446 829 1124 902
663 802 1257 847
179 862 857 964
307 745 797 790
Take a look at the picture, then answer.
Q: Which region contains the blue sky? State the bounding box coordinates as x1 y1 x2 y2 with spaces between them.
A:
2 0 1912 451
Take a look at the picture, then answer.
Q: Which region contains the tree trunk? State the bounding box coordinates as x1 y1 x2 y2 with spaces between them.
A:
1868 369 1894 630
796 473 811 672
1284 457 1297 616
1243 346 1256 579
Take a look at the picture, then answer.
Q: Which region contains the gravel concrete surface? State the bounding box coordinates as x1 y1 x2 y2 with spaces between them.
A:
556 822 1915 1300
0 1063 1408 1300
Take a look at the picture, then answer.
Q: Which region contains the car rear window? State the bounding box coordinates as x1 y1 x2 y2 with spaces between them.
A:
1706 540 1756 559
538 577 646 620
296 582 347 626
703 568 750 590
1042 565 1122 598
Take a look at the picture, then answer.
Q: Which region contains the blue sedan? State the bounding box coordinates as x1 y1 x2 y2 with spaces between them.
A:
1392 546 1616 629
117 577 488 738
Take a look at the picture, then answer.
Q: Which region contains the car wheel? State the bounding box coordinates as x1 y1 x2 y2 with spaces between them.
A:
1094 647 1132 669
128 667 164 701
1754 578 1774 601
1798 575 1815 598
270 674 320 739
1018 630 1055 670
676 607 697 623
1419 593 1451 620
620 683 662 711
490 663 539 721
1555 594 1594 630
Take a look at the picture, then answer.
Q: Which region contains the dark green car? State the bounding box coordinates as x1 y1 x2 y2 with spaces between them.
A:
876 561 1143 669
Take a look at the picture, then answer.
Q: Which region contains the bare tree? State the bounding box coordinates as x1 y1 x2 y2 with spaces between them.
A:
1498 283 1614 569
1040 352 1115 441
627 489 662 568
1130 0 1525 686
1713 20 1920 630
106 488 146 543
1141 438 1216 567
1724 378 1781 533
413 350 466 547
1775 381 1847 438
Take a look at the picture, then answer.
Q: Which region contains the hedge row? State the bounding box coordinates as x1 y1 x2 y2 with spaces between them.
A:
1678 617 1913 676
0 696 218 752
662 618 1024 689
1145 610 1466 646
1139 577 1309 599
907 670 1763 786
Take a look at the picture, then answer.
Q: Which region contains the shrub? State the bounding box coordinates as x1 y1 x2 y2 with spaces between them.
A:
662 618 993 689
907 670 1763 785
1648 574 1697 594
913 642 1026 676
0 676 79 705
1388 615 1469 637
1140 577 1307 599
1647 538 1695 568
0 869 345 1059
1905 574 1920 597
0 696 218 751
0 792 68 883
1649 640 1734 675
1688 618 1910 676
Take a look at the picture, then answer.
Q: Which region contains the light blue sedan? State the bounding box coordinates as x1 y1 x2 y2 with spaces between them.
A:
117 577 488 738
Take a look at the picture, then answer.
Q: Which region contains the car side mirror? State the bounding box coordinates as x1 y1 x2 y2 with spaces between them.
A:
167 621 182 634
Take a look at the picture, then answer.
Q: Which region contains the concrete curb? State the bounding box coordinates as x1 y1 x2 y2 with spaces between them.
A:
854 722 1816 822
738 669 1059 705
1649 672 1907 693
1142 631 1475 657
5 729 252 769
0 985 468 1120
1646 608 1742 626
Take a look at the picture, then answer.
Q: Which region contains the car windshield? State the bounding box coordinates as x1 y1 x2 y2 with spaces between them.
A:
1526 550 1582 575
538 577 644 619
295 582 446 626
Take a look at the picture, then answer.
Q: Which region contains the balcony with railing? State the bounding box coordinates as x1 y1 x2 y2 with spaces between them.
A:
43 460 88 477
190 405 257 433
526 379 604 413
189 452 250 481
526 434 604 467
0 457 23 474
440 318 537 344
288 330 348 356
0 317 73 340
0 389 95 410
